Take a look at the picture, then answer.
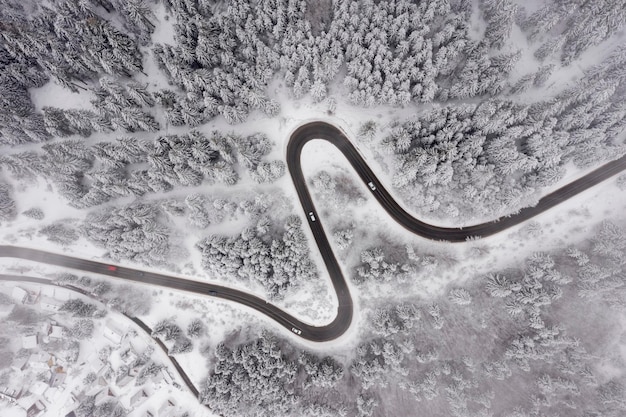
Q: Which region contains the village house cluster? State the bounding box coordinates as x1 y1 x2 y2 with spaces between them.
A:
1 283 187 417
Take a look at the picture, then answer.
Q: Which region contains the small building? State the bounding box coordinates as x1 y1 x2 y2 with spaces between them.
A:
30 381 48 396
158 398 179 417
12 287 28 304
94 387 116 406
29 352 53 371
26 400 46 417
160 368 174 386
69 388 84 405
0 385 23 403
22 334 38 350
126 387 152 409
56 356 67 369
87 353 106 375
115 372 133 388
85 377 108 397
49 325 64 340
49 366 67 387
11 356 28 373
103 320 124 345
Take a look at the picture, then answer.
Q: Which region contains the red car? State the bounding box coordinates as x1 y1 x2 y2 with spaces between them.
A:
107 265 117 271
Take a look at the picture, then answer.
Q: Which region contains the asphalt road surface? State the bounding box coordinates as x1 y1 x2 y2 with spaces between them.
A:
2 121 625 342
288 122 626 242
0 245 342 342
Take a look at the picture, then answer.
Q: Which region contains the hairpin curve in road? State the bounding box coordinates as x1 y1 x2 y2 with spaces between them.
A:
2 121 625 342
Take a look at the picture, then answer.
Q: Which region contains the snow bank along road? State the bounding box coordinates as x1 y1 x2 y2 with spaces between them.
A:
2 121 626 342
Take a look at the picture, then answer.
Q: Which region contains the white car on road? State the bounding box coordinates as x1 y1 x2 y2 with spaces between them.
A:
308 211 316 221
368 181 376 191
291 327 302 335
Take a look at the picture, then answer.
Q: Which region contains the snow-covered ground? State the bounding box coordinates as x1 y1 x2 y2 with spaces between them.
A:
300 137 626 298
2 61 424 333
3 2 626 415
5 40 626 347
10 2 625 329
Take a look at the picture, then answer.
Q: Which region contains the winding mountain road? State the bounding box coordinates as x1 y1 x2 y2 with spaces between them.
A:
2 121 625 342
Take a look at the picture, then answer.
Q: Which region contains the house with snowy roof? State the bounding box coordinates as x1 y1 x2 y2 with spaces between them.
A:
85 376 109 397
158 398 180 417
29 381 48 397
49 325 64 340
87 353 107 375
49 366 67 387
11 356 28 373
115 372 133 388
123 387 152 409
12 287 28 304
94 387 117 406
0 385 23 403
22 334 38 349
28 352 53 371
103 320 125 344
25 399 46 417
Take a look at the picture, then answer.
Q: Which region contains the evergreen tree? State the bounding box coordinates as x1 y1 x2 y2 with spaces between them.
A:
0 183 16 221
